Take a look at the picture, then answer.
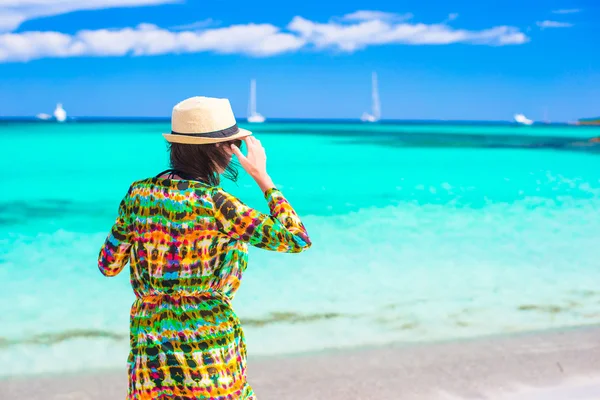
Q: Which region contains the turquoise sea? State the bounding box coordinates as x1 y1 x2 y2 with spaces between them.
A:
1 120 600 377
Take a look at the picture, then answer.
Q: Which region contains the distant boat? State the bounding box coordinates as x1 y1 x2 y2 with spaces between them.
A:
542 107 551 124
54 103 67 122
361 72 381 123
247 79 265 123
514 113 533 126
36 113 51 120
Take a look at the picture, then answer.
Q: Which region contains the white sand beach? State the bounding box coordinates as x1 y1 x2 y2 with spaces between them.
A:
2 326 599 400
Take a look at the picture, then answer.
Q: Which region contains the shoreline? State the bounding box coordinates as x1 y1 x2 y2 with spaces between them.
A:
2 323 599 380
2 325 599 399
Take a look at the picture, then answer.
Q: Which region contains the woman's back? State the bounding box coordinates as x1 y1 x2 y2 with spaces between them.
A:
101 177 243 299
100 176 310 290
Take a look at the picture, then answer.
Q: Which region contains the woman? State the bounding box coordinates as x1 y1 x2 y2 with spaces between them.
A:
98 96 311 399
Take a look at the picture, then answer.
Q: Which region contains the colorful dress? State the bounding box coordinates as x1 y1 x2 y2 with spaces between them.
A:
98 177 311 399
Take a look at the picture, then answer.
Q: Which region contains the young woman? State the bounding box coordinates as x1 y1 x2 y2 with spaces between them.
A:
98 96 311 399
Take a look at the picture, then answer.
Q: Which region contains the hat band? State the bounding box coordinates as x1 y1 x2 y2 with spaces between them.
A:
171 124 239 139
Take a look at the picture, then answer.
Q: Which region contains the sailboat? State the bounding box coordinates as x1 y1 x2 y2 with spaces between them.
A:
514 113 533 126
54 103 67 122
247 79 265 123
541 107 552 124
361 72 381 123
36 113 51 120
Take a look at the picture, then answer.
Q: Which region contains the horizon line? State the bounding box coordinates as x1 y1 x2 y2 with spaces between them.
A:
0 116 590 125
0 115 600 124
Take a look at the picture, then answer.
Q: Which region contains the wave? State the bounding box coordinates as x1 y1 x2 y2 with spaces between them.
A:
0 312 345 348
0 329 126 347
242 311 342 327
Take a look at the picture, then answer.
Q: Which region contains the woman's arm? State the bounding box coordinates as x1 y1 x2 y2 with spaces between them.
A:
98 191 133 276
213 186 311 253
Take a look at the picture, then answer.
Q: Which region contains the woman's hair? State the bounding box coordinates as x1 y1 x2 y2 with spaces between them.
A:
168 139 242 186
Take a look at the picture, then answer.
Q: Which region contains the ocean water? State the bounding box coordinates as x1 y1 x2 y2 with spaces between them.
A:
1 120 600 377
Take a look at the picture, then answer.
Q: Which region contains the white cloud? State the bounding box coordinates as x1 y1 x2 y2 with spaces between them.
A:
288 15 527 52
0 23 306 62
536 20 573 29
0 10 26 31
341 10 413 22
0 10 531 62
0 0 177 32
552 9 581 14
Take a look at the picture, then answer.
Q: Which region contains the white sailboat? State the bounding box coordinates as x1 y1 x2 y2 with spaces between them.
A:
36 113 51 120
361 72 381 123
514 113 533 126
542 107 550 124
54 103 67 122
247 79 265 123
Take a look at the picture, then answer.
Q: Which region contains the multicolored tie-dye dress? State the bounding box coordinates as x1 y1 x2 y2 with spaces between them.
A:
98 177 311 399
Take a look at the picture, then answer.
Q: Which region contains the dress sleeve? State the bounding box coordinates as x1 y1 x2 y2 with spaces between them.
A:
212 187 311 253
98 190 133 277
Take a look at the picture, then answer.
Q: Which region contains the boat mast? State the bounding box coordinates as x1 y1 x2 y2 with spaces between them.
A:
372 72 381 120
249 79 257 116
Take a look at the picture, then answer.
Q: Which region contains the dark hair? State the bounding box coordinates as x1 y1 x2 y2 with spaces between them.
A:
168 139 242 186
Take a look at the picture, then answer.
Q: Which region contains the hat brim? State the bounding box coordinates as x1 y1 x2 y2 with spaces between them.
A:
163 128 253 144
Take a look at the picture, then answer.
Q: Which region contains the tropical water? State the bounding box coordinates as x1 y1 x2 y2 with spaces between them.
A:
1 120 600 377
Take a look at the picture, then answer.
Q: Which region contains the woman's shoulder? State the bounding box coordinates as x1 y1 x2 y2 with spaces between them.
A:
128 176 215 191
127 177 233 203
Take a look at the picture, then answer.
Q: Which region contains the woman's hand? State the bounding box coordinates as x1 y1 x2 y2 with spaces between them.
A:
231 136 275 193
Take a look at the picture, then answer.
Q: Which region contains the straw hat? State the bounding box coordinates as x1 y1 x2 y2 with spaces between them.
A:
163 96 252 144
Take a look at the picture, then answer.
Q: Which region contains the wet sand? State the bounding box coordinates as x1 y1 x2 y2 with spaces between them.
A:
1 326 599 399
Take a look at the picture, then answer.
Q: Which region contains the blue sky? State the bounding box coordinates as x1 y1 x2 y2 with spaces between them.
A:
0 0 598 121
